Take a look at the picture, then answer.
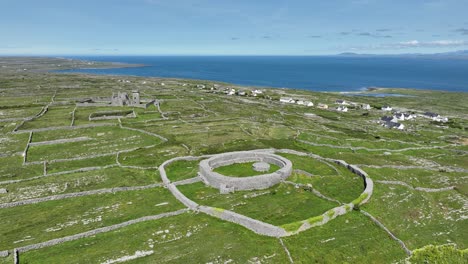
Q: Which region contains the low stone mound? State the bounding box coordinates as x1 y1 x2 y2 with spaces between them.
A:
253 162 270 172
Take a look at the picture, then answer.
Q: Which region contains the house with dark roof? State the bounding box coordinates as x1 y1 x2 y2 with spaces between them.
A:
336 105 348 112
424 112 448 122
383 121 404 130
381 105 392 111
335 99 348 105
381 116 397 123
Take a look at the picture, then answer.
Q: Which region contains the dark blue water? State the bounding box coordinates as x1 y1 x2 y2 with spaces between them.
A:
59 56 468 92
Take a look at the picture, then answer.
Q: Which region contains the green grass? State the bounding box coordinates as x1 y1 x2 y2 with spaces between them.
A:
407 244 468 264
20 212 290 264
362 184 468 250
178 182 338 226
282 221 303 232
282 212 408 263
118 143 189 168
213 162 280 177
20 105 75 130
46 155 117 174
165 160 200 182
0 167 160 204
0 187 184 249
27 126 162 162
0 156 43 181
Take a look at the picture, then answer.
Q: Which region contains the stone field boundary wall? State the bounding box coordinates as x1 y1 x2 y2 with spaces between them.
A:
199 151 293 191
88 110 136 121
13 209 188 255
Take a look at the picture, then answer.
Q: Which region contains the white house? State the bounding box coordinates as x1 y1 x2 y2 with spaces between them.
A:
238 91 246 96
296 100 314 107
280 97 296 104
382 105 392 111
252 89 263 96
381 116 397 123
404 113 416 120
424 112 448 122
362 104 371 110
335 99 348 105
393 112 405 121
227 88 236 95
383 121 405 130
336 105 348 112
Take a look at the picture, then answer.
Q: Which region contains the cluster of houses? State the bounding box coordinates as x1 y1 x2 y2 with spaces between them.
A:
194 83 450 131
198 84 266 98
379 109 448 130
423 112 448 122
334 100 371 112
279 97 314 107
378 103 417 130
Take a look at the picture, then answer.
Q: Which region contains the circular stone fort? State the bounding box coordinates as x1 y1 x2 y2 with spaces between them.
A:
199 151 292 193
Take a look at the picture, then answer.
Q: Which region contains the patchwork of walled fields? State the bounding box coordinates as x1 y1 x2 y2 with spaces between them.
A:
0 58 467 263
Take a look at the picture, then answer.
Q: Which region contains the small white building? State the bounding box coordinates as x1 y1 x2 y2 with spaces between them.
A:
296 100 314 107
252 89 263 96
227 88 236 95
238 91 247 96
196 84 206 89
383 121 405 130
404 113 416 120
381 116 397 123
335 99 348 105
393 112 405 121
362 104 371 110
424 112 447 122
382 105 392 111
336 105 348 112
280 97 296 104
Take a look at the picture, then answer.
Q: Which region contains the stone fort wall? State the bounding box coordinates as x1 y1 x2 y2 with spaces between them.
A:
199 151 292 191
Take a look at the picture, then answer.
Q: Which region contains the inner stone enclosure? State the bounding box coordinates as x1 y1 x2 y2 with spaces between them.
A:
199 151 292 193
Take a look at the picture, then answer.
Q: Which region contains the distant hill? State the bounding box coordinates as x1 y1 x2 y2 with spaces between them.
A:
337 50 468 59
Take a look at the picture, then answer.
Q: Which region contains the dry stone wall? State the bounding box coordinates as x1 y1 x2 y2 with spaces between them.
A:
199 206 288 237
15 209 188 253
0 183 162 209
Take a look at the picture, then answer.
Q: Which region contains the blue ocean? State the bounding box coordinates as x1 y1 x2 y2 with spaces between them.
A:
59 56 468 92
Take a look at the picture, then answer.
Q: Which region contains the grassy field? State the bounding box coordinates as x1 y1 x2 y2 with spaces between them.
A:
0 57 466 263
213 161 281 177
179 182 340 226
20 212 291 264
0 187 184 249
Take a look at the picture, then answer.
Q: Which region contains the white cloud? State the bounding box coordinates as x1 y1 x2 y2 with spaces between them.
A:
396 40 468 48
347 39 468 51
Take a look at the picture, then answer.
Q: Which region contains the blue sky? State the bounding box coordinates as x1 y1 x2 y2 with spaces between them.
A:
1 0 468 55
